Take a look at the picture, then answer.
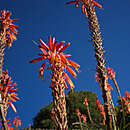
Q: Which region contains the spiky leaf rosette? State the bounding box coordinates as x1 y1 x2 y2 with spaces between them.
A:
0 70 19 114
30 35 80 90
0 10 18 47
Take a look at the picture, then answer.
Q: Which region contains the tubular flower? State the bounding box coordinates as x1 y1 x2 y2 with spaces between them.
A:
0 10 18 47
13 116 21 128
84 97 88 106
66 0 102 17
107 83 113 91
81 114 87 123
107 67 116 78
0 70 19 113
76 109 81 116
122 91 130 114
95 73 100 82
96 98 105 124
30 35 80 90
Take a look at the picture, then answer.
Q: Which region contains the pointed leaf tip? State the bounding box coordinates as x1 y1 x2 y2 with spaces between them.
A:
32 40 39 47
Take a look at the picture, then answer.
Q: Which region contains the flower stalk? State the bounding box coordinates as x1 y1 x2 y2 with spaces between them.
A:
51 58 68 129
75 109 83 130
86 4 116 129
66 0 117 129
30 35 79 129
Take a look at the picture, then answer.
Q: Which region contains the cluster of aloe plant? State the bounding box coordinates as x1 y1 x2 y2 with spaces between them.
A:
0 10 20 130
0 0 129 130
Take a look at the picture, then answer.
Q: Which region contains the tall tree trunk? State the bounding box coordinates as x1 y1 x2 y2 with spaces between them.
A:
51 60 68 130
0 28 8 130
85 4 116 130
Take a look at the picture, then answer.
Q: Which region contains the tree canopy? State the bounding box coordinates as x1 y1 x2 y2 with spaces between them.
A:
33 90 105 129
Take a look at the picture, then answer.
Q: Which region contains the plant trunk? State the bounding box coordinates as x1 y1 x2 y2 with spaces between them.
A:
77 115 83 130
85 4 116 130
0 29 8 130
51 61 68 130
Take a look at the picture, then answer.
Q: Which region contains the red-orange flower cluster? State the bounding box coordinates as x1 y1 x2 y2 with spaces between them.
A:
107 83 113 91
76 108 81 116
122 91 130 114
66 0 102 17
13 116 21 128
84 97 88 106
0 70 19 113
107 67 116 78
81 114 87 123
30 35 80 89
96 98 105 124
51 108 55 119
0 10 18 47
95 73 100 82
76 109 87 123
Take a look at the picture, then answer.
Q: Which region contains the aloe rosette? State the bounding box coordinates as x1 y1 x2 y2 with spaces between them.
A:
30 35 80 129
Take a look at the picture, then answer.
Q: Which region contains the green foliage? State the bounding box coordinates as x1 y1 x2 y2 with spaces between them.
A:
33 90 104 129
33 102 55 129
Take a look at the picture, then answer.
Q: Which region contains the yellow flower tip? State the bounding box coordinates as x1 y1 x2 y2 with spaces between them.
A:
73 75 77 79
75 3 79 8
99 5 103 9
75 68 80 73
8 44 12 48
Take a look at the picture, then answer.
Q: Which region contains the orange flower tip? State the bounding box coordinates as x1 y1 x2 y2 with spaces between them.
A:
73 72 77 78
92 1 102 8
75 68 79 73
9 102 17 113
11 19 18 22
52 37 55 43
75 3 79 8
8 44 12 48
64 54 72 57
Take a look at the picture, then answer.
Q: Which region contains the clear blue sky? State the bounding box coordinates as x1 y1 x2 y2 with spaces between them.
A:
1 0 130 128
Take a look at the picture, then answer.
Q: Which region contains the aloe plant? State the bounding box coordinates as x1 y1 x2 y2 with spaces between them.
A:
66 1 117 129
30 35 80 129
0 10 18 130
